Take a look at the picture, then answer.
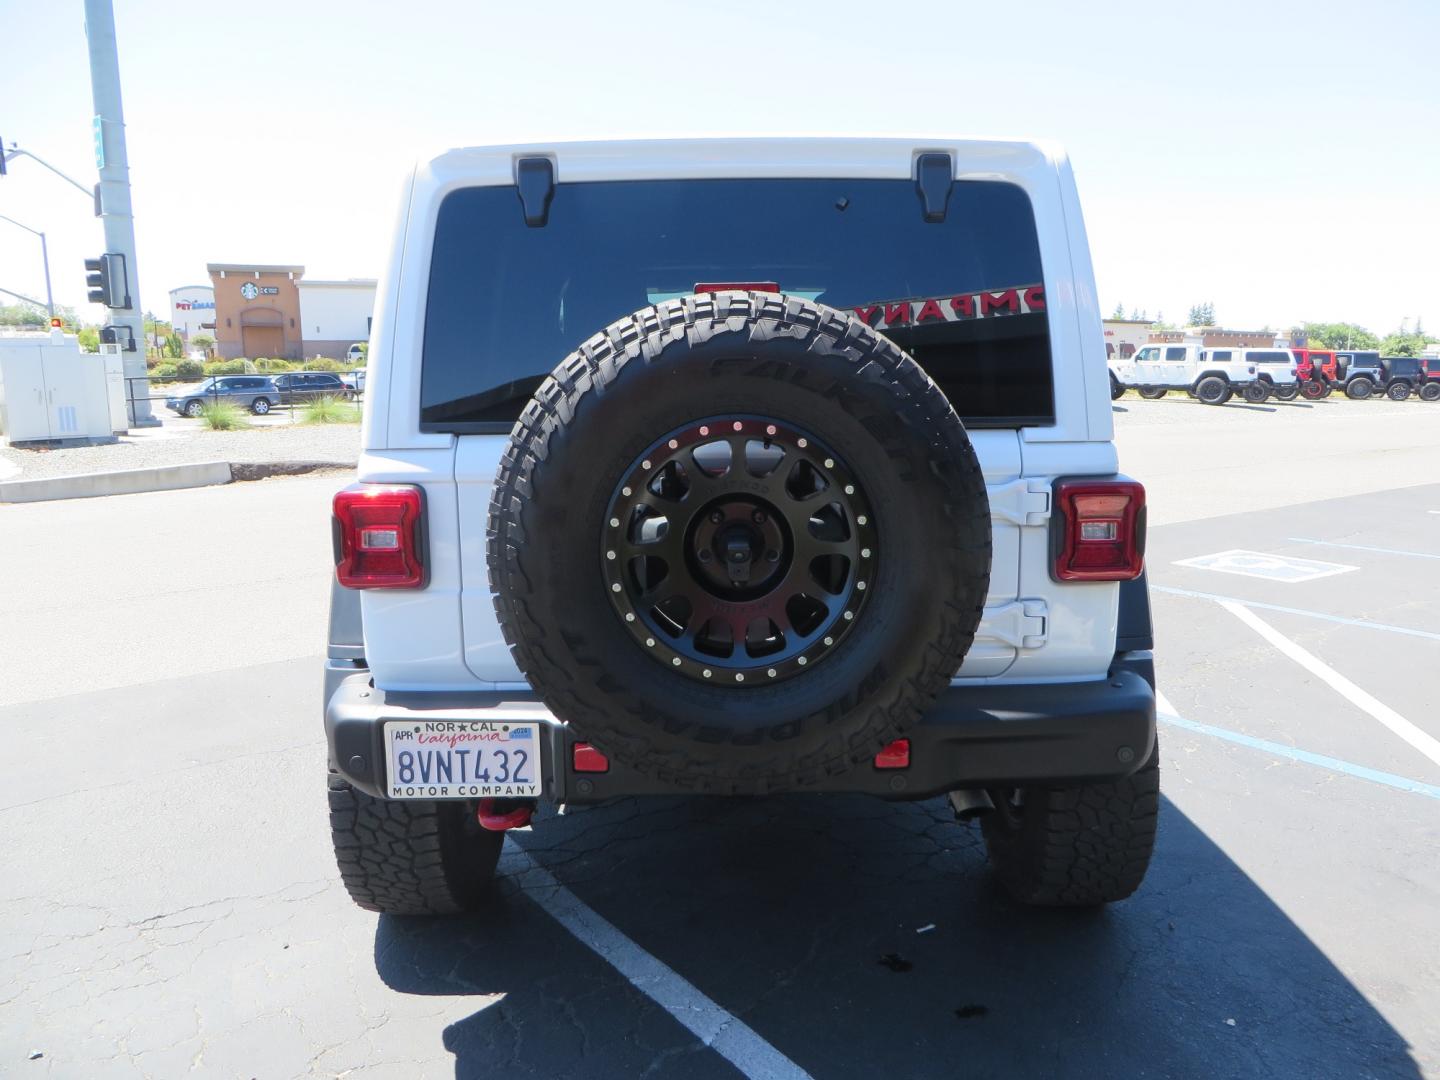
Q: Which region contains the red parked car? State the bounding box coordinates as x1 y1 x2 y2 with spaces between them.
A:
1292 349 1339 398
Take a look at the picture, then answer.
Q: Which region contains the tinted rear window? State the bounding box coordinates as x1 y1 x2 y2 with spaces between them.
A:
420 178 1053 431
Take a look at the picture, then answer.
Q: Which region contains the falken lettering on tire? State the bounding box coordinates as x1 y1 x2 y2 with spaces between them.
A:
486 292 991 794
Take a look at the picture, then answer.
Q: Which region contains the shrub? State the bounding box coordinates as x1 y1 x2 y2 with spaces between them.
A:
298 395 362 425
174 358 204 379
153 363 178 379
305 357 345 372
197 401 250 431
204 358 249 376
253 357 293 373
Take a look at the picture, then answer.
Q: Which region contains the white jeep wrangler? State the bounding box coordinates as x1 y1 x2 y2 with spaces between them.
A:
1109 342 1260 405
324 138 1158 915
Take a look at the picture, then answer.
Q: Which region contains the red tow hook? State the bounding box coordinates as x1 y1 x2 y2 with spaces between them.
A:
476 798 534 832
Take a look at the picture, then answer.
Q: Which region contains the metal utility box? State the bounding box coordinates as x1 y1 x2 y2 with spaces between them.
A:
0 330 123 446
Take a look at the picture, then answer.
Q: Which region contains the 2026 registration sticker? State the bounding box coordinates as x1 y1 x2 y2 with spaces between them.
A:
384 721 541 799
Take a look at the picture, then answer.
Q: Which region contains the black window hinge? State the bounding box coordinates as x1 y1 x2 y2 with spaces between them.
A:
915 152 954 224
515 156 555 228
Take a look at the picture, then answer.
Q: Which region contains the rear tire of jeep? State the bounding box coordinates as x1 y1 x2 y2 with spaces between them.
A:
1137 387 1167 400
327 774 503 915
1346 378 1373 400
1387 382 1411 402
1243 382 1271 403
488 292 991 794
1109 375 1125 401
1420 383 1440 402
1300 380 1325 400
1194 376 1229 405
1274 384 1300 401
981 744 1160 907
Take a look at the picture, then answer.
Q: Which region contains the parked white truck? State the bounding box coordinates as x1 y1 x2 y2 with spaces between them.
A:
1109 342 1297 405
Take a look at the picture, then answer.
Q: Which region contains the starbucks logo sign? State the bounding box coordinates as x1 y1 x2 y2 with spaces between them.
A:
239 281 280 300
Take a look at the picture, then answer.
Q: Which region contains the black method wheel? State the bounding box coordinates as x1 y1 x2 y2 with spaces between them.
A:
251 397 271 415
488 292 991 793
981 744 1160 907
1109 374 1125 401
1138 387 1167 400
1420 383 1440 402
604 418 875 686
1243 381 1271 404
1274 384 1300 401
1300 379 1326 400
183 399 204 418
1387 382 1412 402
327 774 503 915
1346 378 1374 400
1194 376 1228 405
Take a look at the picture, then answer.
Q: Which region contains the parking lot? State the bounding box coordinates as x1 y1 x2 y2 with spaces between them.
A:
2 396 1438 1079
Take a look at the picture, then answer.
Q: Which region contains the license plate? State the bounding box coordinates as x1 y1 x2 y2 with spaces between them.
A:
383 720 542 800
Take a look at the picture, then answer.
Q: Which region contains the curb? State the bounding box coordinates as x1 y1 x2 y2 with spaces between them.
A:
0 460 354 504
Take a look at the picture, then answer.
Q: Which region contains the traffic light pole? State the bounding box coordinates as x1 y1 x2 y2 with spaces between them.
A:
84 0 155 425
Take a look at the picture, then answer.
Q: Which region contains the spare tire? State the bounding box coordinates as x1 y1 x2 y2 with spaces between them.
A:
487 292 991 793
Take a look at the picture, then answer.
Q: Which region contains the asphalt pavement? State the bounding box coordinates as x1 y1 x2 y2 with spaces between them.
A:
2 400 1438 1079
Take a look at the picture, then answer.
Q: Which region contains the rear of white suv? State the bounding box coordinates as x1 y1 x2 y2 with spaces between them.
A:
324 138 1158 915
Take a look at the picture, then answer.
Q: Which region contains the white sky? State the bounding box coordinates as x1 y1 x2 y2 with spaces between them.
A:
1 0 1436 334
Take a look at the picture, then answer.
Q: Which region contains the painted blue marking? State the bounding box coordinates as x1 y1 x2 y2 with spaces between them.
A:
1151 584 1440 643
1158 713 1440 801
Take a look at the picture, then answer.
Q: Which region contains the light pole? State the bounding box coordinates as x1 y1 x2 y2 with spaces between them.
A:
0 213 55 320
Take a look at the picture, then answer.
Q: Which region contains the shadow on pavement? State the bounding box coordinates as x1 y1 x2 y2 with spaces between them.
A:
376 794 1422 1080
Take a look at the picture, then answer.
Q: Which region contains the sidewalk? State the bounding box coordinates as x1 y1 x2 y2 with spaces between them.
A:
0 412 359 483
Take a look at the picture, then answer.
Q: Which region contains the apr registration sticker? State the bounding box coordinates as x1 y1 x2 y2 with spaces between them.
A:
384 721 541 800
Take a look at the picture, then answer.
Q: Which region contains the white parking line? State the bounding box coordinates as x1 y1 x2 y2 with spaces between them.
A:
1288 537 1440 561
503 843 814 1080
1151 585 1440 642
1219 601 1440 771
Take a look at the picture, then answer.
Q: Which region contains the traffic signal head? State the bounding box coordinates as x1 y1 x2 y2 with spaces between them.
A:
85 256 110 305
84 253 127 308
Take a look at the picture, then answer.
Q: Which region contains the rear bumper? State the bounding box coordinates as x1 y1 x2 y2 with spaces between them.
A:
324 653 1156 803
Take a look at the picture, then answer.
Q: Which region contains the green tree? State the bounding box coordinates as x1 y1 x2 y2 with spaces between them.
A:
1379 330 1426 357
191 334 215 356
1111 302 1125 319
77 327 100 352
165 332 184 359
1187 301 1216 326
1300 322 1379 350
0 303 48 327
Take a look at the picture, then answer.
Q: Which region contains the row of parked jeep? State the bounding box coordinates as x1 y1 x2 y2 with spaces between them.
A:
1108 347 1439 405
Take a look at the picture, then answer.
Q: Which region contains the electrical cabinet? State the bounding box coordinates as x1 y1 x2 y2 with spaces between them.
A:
0 330 122 445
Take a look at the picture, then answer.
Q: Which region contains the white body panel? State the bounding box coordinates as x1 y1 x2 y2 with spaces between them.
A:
1110 343 1258 390
357 137 1130 693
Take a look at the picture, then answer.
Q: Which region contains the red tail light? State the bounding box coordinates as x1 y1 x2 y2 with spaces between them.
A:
1051 479 1145 581
333 484 426 589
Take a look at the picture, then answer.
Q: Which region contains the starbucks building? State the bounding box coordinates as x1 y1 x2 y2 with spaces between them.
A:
207 263 305 360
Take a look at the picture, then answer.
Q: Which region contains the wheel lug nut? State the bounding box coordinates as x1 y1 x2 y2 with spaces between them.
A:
765 549 779 562
710 510 724 524
752 510 766 524
698 549 713 562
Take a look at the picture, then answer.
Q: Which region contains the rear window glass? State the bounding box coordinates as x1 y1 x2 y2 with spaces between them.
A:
420 178 1053 431
1249 351 1289 364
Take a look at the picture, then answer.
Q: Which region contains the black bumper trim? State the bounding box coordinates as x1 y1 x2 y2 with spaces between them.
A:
325 656 1156 802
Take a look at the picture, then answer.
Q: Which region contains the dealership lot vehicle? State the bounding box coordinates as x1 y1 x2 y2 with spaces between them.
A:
326 137 1159 916
1293 347 1339 398
164 374 280 416
1335 350 1388 399
1218 347 1299 403
1109 342 1259 403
